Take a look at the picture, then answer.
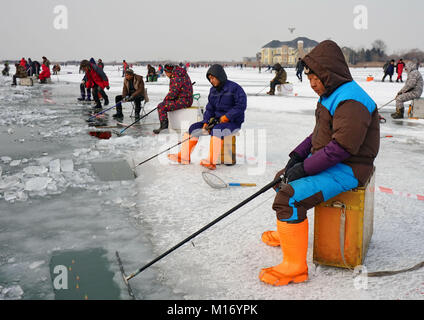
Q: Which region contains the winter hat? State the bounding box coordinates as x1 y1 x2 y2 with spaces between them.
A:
164 64 174 73
125 69 134 76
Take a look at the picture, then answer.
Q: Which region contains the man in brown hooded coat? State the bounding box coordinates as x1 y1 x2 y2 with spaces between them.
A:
259 40 380 287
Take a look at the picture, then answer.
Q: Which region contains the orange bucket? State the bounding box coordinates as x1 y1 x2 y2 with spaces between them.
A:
366 76 374 82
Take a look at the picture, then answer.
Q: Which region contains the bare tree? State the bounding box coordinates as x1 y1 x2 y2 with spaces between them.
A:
372 39 387 55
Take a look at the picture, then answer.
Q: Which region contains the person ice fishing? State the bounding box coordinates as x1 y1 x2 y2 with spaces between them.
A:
146 64 156 82
38 61 51 83
11 63 28 86
113 69 145 120
259 40 380 286
267 63 287 95
80 59 110 109
78 74 92 102
153 64 193 134
391 61 423 119
2 61 10 76
168 64 247 170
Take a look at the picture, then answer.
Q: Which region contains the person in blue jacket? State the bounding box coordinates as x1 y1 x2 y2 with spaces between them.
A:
382 59 395 82
168 64 247 170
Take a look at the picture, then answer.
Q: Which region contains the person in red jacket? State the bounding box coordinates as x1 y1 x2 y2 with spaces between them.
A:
396 58 405 83
19 58 27 68
38 62 51 83
122 60 128 77
80 59 110 109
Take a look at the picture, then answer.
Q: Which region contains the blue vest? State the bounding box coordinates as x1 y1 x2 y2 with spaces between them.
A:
319 81 376 116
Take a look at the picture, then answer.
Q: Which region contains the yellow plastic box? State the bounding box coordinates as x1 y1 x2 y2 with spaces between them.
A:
313 168 375 269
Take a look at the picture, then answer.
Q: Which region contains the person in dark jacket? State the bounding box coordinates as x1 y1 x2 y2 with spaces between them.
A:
78 74 92 102
259 40 379 287
168 64 247 170
146 64 156 82
113 69 145 120
2 62 10 76
295 58 304 82
153 64 193 134
267 63 287 95
80 59 110 109
382 60 395 82
97 59 104 69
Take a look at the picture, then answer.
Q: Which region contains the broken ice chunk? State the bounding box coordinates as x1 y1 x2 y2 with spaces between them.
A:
1 285 24 300
61 159 74 172
1 156 12 163
23 166 48 175
9 160 22 167
49 159 61 173
24 177 52 192
4 192 17 202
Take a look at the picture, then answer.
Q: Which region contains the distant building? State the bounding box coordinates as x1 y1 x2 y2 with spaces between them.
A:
260 37 319 66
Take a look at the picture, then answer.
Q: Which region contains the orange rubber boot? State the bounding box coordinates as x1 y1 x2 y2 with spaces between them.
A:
168 133 198 164
261 230 280 247
259 219 308 286
200 136 223 170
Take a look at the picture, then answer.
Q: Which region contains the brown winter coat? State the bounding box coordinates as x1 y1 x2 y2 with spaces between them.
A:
122 74 145 98
15 65 27 78
302 40 380 186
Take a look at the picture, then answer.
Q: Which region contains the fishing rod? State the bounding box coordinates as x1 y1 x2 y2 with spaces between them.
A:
134 136 191 169
377 97 397 111
117 107 158 136
87 101 122 120
118 176 282 286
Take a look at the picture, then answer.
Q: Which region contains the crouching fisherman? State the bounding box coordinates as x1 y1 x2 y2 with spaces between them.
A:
38 62 51 83
80 59 110 109
259 40 380 286
168 64 247 170
113 69 145 120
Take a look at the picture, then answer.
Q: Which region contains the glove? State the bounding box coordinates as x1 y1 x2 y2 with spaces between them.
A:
220 115 229 123
205 117 219 132
127 96 135 102
106 86 110 90
284 152 304 173
273 168 286 191
285 162 307 183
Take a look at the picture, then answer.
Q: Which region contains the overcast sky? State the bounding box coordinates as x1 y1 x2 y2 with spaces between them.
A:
1 0 423 62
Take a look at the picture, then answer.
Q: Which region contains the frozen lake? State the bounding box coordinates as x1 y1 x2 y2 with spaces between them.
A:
0 65 423 300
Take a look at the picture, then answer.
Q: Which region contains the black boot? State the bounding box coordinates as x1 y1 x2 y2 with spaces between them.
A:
112 112 124 119
78 96 85 101
391 108 404 119
153 119 168 134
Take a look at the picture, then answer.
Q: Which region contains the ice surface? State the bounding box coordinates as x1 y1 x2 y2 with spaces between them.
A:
1 65 423 300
